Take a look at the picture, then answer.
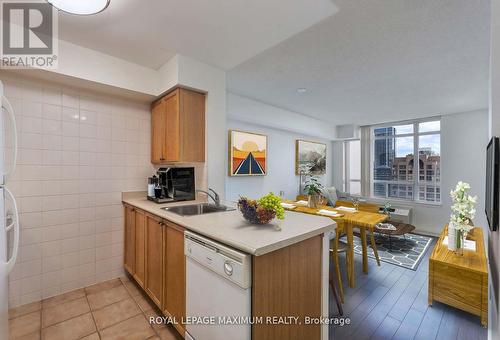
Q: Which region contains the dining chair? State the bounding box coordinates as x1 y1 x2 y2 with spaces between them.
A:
330 225 351 304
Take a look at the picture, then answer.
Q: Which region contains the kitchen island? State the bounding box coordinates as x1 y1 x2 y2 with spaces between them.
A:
122 192 336 340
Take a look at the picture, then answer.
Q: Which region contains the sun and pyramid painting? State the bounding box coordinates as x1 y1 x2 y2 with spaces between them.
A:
229 130 267 176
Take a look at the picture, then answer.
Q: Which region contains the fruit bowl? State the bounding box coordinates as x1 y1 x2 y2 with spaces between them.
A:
237 193 285 225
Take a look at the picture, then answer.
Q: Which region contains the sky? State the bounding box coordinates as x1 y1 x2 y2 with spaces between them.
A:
378 121 441 157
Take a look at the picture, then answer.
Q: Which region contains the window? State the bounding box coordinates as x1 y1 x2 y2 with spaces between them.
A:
371 119 440 203
343 140 361 195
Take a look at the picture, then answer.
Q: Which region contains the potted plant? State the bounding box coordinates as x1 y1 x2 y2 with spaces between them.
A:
304 176 323 208
449 181 477 253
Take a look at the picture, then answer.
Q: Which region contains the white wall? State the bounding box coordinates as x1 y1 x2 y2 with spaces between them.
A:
227 93 336 140
332 109 489 236
177 55 227 199
226 95 333 202
3 75 152 307
489 0 500 336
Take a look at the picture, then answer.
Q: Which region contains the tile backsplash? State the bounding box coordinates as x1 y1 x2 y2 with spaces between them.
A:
2 75 153 307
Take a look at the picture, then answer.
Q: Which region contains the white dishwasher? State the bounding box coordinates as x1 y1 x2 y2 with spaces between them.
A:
184 231 252 340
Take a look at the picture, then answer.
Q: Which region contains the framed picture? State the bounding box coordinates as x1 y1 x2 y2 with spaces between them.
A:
229 130 267 176
295 140 327 175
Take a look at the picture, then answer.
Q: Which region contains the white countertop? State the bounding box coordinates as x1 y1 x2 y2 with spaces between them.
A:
122 192 336 256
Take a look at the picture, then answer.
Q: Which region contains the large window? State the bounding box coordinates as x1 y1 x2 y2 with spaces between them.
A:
343 140 361 195
372 119 441 203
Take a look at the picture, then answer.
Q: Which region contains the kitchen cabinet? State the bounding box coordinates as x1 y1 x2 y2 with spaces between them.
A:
163 221 186 335
124 205 135 275
151 88 206 163
134 209 146 287
145 213 164 307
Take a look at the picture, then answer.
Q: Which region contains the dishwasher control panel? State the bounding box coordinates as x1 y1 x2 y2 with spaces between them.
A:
185 231 252 289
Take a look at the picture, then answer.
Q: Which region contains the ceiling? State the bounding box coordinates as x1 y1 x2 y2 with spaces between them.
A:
57 0 337 70
227 0 491 125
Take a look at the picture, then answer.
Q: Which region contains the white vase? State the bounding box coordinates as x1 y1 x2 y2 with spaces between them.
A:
448 222 457 251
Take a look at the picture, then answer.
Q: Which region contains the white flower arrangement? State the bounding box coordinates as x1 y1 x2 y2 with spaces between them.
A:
450 181 477 234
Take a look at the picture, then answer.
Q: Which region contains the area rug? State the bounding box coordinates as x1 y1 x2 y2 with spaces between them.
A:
341 233 434 270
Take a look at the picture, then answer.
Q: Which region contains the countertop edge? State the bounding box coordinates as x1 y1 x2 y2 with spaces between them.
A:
122 194 336 256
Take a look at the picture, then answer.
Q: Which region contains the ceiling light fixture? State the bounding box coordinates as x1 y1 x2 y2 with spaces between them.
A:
46 0 110 15
297 88 307 93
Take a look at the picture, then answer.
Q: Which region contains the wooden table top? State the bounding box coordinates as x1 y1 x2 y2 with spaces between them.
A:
283 200 388 228
430 225 487 275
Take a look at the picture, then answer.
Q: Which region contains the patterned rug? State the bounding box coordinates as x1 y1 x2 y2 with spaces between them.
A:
341 233 434 270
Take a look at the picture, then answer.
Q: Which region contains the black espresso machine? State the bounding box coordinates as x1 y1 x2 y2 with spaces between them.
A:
147 167 195 203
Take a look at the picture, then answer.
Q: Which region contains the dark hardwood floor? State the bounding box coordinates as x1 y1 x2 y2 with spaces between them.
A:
329 239 488 340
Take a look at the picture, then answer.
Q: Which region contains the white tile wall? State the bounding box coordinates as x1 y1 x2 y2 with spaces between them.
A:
2 76 153 307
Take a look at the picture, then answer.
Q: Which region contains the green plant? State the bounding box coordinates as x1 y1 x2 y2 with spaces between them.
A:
304 176 323 196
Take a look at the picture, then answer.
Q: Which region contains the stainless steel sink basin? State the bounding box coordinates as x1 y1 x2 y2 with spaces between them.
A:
162 203 235 216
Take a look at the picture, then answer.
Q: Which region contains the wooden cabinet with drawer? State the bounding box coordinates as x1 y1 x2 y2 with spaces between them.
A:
124 204 136 275
163 221 186 335
145 213 164 307
428 225 488 326
151 87 205 163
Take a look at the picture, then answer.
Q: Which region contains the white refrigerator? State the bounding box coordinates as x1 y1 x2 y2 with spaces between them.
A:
0 81 20 339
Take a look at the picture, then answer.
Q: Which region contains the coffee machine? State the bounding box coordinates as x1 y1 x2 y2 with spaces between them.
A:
147 167 195 203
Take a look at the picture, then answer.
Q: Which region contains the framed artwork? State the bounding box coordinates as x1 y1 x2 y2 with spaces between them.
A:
295 140 327 175
229 130 267 176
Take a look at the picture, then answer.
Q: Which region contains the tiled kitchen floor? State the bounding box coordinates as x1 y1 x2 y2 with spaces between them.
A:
8 276 182 340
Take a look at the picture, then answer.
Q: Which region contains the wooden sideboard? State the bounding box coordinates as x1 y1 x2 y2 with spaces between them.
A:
428 225 488 326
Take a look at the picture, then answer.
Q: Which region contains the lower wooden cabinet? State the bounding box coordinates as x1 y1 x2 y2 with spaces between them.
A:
163 221 186 335
123 205 186 337
134 209 146 287
145 213 164 307
124 205 136 275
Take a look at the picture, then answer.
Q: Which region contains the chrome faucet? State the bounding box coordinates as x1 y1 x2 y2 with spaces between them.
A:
196 188 220 206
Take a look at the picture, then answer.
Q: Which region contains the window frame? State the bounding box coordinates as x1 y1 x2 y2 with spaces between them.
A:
343 139 361 195
370 117 441 205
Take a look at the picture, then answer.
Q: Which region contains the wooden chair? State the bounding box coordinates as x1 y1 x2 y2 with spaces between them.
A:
330 224 350 304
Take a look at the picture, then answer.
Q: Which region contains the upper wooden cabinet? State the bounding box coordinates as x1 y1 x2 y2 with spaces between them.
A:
151 88 206 163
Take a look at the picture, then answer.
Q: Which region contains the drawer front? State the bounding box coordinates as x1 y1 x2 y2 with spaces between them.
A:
432 262 483 312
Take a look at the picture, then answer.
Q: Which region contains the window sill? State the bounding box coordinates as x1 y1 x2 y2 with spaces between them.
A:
366 196 443 208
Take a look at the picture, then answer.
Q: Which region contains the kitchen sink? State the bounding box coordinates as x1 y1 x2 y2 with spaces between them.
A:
162 203 235 216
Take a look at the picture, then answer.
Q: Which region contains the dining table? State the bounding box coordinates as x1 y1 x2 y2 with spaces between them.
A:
282 200 388 288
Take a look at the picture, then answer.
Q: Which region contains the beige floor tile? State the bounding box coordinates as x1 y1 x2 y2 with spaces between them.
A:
155 326 183 340
9 301 41 319
143 309 182 340
85 278 122 295
80 333 100 340
42 289 85 309
119 275 130 283
132 292 156 313
87 285 130 310
42 297 90 328
10 331 41 340
92 298 141 330
9 311 41 339
123 280 142 297
41 313 96 340
99 314 155 340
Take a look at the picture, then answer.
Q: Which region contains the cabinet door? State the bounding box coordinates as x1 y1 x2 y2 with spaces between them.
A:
164 90 180 162
151 99 166 163
124 205 135 275
134 209 146 287
163 222 186 334
179 88 205 162
145 214 163 307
